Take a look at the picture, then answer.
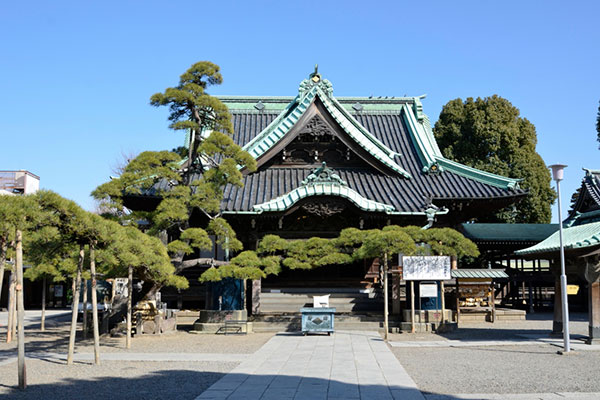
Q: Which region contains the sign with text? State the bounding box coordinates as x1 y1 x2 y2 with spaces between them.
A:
402 256 451 280
419 283 438 297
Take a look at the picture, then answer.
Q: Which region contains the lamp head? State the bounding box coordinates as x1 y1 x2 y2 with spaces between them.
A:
549 164 567 181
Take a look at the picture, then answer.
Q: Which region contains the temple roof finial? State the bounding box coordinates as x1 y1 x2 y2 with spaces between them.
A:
310 64 321 83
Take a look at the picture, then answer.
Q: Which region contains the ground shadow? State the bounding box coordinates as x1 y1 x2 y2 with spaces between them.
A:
0 364 470 400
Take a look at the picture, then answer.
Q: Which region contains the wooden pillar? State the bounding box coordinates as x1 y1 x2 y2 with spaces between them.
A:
392 271 401 315
455 278 460 324
410 281 415 333
587 281 600 344
584 257 600 344
489 282 495 323
440 281 446 324
528 279 534 314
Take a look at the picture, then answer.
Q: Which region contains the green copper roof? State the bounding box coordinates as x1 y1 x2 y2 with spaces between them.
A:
451 269 509 279
461 223 559 242
239 77 411 179
221 72 522 191
515 221 600 255
251 163 397 214
400 104 521 190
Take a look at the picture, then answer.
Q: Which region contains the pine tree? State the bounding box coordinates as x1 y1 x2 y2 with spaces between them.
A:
93 61 256 298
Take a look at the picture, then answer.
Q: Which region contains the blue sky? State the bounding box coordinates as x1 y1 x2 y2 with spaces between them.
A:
1 1 598 222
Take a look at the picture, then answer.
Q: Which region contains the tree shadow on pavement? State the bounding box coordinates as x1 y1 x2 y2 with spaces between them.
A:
0 363 474 400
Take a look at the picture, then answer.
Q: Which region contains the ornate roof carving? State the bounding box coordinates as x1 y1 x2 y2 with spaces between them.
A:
301 162 347 186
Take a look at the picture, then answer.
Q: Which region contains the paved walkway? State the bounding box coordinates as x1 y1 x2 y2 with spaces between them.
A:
196 330 423 400
0 310 70 327
390 334 600 351
0 352 250 366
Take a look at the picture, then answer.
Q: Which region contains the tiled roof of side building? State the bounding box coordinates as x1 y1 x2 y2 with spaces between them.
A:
568 169 600 220
515 220 600 256
460 223 559 243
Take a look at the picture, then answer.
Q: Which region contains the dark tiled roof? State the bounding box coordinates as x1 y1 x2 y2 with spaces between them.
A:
567 169 600 225
220 111 525 212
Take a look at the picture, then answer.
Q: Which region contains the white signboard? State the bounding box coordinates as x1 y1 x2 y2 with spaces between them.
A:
419 283 438 297
402 256 451 280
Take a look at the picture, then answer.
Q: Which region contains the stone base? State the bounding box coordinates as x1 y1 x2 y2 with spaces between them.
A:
191 321 253 334
198 309 247 323
394 321 457 333
401 309 453 324
191 309 251 334
436 322 458 333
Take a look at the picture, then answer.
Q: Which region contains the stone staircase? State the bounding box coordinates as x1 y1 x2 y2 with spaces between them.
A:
251 313 397 333
259 288 384 314
254 288 390 332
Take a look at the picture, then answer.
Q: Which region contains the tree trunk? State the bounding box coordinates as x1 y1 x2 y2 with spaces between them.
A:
67 245 84 365
41 277 46 332
10 280 17 340
6 270 15 343
16 229 26 389
383 252 389 341
82 279 88 339
126 264 133 349
0 237 6 313
89 241 100 364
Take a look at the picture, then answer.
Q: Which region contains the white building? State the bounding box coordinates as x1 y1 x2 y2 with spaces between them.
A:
0 170 39 195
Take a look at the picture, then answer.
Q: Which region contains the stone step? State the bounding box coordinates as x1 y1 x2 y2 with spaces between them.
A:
260 292 379 299
251 320 388 333
254 314 392 323
260 304 382 313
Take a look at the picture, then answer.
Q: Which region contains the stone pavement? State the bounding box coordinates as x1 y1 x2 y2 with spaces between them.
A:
196 330 424 400
0 310 70 329
424 393 600 399
0 352 250 366
389 334 600 351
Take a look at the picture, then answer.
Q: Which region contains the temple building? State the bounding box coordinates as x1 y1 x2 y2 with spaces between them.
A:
149 70 527 315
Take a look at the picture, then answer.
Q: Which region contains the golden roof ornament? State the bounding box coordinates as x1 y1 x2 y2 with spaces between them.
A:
310 64 321 83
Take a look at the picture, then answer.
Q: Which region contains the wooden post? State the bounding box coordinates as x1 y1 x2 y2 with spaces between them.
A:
489 283 495 323
82 279 88 339
383 253 389 341
456 278 460 324
41 276 46 331
410 281 415 333
440 281 446 325
67 245 84 365
587 281 600 344
126 264 133 349
90 241 100 364
11 282 16 340
16 229 26 389
0 237 6 314
6 270 15 343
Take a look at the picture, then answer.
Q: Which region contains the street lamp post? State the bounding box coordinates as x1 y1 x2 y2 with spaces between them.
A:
549 164 570 353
